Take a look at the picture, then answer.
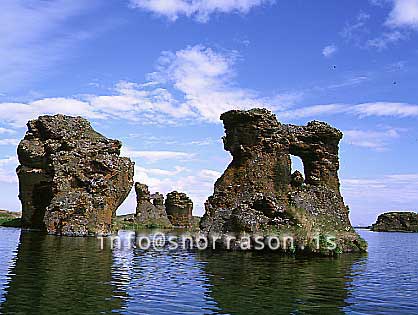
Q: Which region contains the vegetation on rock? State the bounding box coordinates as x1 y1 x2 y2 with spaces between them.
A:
17 115 134 236
372 212 418 232
200 108 367 254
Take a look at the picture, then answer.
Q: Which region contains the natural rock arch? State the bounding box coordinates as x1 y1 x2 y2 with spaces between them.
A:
200 108 366 253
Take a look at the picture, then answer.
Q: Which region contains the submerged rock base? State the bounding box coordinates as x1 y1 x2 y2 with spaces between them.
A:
17 115 134 236
200 108 366 254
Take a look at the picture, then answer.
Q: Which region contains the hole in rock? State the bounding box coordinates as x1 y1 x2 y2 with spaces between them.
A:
291 155 304 176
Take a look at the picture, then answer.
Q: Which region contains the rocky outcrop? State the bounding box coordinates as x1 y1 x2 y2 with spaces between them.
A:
0 210 21 227
17 115 134 236
371 212 418 232
165 191 193 227
134 182 172 228
200 108 366 254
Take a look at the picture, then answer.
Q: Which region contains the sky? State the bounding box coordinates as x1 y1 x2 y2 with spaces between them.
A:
0 0 418 226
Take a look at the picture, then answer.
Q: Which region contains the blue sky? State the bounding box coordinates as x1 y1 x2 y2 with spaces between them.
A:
1 0 418 226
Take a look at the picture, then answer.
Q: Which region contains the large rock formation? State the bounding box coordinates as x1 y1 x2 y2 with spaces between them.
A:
135 182 172 228
200 108 366 253
371 212 418 232
17 115 134 236
165 191 193 227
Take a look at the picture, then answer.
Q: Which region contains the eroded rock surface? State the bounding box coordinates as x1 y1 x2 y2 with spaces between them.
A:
200 108 366 253
17 115 134 236
165 191 193 227
372 212 418 232
135 182 172 228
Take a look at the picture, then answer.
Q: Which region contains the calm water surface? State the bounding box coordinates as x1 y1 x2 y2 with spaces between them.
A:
0 228 417 314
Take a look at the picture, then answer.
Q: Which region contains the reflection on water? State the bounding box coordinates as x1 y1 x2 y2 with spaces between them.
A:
0 230 125 314
111 232 220 314
0 227 20 305
196 251 365 315
0 229 417 314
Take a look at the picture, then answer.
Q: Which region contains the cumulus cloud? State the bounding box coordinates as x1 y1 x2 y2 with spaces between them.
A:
0 98 105 127
0 45 299 127
363 0 418 49
147 45 293 122
322 44 338 57
386 0 418 29
354 102 418 117
0 139 20 146
121 147 195 162
129 0 273 22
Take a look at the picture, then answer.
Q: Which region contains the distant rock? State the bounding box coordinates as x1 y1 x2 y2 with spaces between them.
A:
371 212 418 232
17 115 134 236
0 210 21 227
200 108 366 254
0 210 20 218
134 182 172 228
165 191 193 227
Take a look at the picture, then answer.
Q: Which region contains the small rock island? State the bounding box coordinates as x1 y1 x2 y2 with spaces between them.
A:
135 182 173 228
17 115 134 236
371 212 418 232
200 108 366 253
119 182 195 228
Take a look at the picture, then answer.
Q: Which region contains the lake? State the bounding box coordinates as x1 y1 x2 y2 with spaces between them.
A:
0 228 417 314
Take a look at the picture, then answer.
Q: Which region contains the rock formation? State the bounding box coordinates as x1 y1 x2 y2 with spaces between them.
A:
135 182 172 228
17 115 134 236
200 108 366 253
371 212 418 232
0 210 21 227
165 191 193 227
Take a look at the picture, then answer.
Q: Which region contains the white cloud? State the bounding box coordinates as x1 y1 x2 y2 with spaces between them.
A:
362 0 418 49
342 173 418 224
343 128 402 151
0 128 15 135
0 139 20 146
327 76 370 89
135 165 187 177
367 30 407 49
0 156 18 184
148 45 285 122
386 0 418 29
322 44 338 57
0 99 106 128
0 45 299 126
280 102 418 119
119 165 222 216
341 11 370 44
129 0 273 22
279 104 347 119
0 0 95 91
121 147 195 162
353 102 418 117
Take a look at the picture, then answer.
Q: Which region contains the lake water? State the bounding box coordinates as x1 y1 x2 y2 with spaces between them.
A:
0 228 417 314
